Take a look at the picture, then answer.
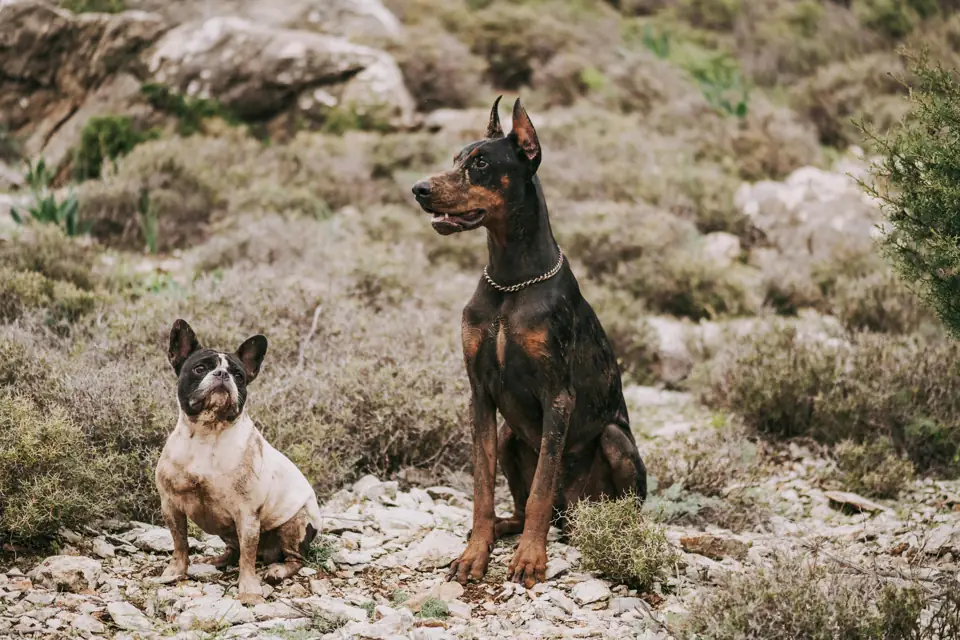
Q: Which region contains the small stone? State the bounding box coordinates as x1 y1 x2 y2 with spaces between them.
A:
187 563 220 578
824 491 888 514
58 528 83 544
7 576 32 591
310 579 329 595
404 529 463 570
253 601 302 620
571 579 611 605
91 538 116 559
548 591 576 614
372 508 436 533
177 596 255 629
333 550 373 565
130 528 201 553
435 581 464 602
29 556 101 593
545 558 571 580
299 567 317 577
25 592 55 605
107 601 153 631
680 534 751 561
447 599 472 619
286 583 308 598
610 597 644 615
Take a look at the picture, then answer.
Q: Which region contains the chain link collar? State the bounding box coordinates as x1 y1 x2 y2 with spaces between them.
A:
483 249 564 293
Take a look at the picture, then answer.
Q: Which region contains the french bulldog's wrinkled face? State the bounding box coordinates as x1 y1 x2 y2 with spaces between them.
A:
167 319 267 424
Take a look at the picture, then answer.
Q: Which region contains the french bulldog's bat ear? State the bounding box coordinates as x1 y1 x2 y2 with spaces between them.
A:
168 319 201 375
236 335 268 383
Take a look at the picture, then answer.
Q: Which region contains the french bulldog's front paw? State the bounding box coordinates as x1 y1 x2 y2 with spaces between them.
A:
263 562 300 584
160 560 188 581
238 579 264 606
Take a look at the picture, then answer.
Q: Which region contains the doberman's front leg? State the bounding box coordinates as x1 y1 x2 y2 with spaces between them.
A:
508 391 573 588
449 389 498 584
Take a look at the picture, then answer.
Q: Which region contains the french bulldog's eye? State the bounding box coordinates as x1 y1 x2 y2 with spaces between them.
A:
193 364 206 375
475 157 488 170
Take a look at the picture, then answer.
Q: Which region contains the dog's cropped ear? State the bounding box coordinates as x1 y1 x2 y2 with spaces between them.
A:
510 98 541 173
236 335 268 383
485 95 504 139
169 319 201 376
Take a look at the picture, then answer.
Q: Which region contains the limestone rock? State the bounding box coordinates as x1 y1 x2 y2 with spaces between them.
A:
28 556 101 593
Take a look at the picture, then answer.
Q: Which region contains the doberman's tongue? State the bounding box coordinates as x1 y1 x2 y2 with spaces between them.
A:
431 214 462 235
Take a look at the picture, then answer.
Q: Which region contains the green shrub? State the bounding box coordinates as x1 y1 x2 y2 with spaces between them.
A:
141 84 239 137
569 495 678 591
867 54 960 337
419 598 450 619
683 553 927 639
0 225 97 291
792 52 906 146
78 144 219 252
559 203 755 320
643 418 759 497
391 24 486 111
833 437 915 498
74 116 158 181
701 325 960 475
460 3 572 88
60 0 125 13
0 267 97 326
0 395 124 542
675 0 743 31
854 0 931 40
11 158 84 237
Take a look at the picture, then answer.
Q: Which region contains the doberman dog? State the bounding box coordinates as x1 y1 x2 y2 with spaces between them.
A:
412 97 647 588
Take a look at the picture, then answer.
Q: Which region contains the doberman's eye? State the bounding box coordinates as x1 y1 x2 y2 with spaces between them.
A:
475 157 488 170
193 364 206 375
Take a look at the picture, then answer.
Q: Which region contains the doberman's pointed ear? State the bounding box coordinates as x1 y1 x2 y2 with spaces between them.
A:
486 95 504 139
236 335 268 383
510 98 541 172
168 319 201 375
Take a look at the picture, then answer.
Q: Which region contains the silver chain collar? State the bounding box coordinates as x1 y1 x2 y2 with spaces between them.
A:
483 249 565 293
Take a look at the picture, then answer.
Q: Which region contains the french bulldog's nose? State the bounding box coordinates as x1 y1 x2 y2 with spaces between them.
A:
412 181 432 199
213 370 230 381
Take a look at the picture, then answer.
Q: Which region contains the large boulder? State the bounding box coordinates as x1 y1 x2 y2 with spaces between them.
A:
735 160 881 261
0 1 413 176
146 17 413 129
125 0 402 44
0 0 168 168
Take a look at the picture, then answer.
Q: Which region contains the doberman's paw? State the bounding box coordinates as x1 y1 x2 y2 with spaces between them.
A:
508 538 547 589
448 539 493 584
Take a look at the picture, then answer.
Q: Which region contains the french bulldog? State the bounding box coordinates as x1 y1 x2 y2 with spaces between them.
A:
155 319 321 605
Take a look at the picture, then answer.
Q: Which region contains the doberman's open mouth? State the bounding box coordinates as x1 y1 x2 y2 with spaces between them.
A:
423 207 486 235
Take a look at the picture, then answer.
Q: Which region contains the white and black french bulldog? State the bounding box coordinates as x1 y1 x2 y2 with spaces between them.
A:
156 319 321 605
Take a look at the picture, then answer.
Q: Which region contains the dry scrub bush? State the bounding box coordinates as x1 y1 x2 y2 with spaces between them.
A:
78 143 220 251
0 225 98 291
734 0 881 87
643 418 759 497
390 24 486 111
683 553 939 639
833 437 915 498
792 52 907 146
701 324 960 475
0 395 125 542
459 3 572 89
569 495 678 591
558 202 756 320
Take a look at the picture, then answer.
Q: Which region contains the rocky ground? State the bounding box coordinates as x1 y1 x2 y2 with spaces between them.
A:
2 388 959 640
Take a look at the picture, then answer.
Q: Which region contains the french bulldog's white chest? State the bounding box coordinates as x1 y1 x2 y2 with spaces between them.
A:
156 414 262 529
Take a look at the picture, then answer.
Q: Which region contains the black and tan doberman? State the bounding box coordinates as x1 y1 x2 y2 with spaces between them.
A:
412 97 647 588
